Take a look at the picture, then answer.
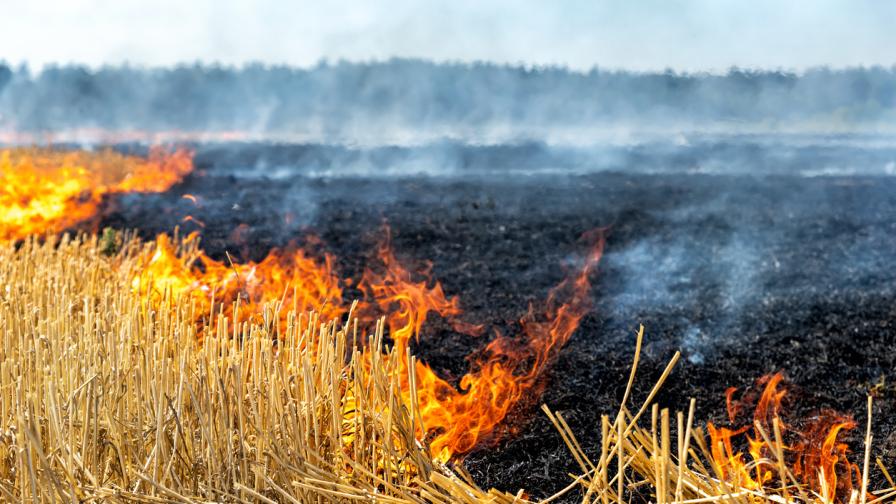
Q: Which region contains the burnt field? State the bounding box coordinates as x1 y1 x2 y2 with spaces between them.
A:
101 140 896 500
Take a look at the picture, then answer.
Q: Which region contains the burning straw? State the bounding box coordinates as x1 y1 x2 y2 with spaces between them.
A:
543 327 892 504
0 233 891 503
0 234 525 502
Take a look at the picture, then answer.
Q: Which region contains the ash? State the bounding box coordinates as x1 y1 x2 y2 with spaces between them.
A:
103 135 896 500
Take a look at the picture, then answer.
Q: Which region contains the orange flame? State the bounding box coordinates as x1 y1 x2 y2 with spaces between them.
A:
0 147 193 240
134 225 605 461
0 146 606 461
132 233 345 337
360 228 605 460
708 372 859 501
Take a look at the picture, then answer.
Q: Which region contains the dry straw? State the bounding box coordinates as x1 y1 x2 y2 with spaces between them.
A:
0 233 890 503
542 328 891 504
0 234 522 502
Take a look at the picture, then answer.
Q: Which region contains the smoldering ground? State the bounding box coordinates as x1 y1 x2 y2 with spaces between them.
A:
95 137 896 500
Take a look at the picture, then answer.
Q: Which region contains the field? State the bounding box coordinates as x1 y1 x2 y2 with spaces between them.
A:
1 140 895 502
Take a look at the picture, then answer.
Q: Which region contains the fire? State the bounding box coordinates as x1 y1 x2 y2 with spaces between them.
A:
132 233 345 337
131 226 604 461
0 145 608 462
708 372 859 501
0 147 193 240
360 228 606 460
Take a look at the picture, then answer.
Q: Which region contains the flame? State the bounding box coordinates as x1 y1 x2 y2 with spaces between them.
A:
132 233 345 337
133 225 605 462
707 372 859 501
0 147 193 240
182 215 206 228
0 148 606 461
360 228 605 460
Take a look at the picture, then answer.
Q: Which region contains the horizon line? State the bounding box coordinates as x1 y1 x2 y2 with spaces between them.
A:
4 57 896 77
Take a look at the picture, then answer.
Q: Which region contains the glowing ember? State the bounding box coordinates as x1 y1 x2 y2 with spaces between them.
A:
0 147 193 240
708 372 859 501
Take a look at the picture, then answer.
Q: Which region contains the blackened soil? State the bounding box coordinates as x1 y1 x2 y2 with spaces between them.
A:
102 144 896 501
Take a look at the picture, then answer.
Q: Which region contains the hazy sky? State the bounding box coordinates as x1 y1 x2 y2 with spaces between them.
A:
2 0 894 71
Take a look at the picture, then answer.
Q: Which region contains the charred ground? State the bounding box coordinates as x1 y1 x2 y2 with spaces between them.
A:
101 142 896 501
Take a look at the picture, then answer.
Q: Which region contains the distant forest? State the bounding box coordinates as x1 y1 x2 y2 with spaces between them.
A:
1 60 894 137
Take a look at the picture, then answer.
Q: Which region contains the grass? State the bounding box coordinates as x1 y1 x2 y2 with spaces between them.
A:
0 232 891 503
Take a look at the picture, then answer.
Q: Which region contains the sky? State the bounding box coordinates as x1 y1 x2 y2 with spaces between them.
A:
1 0 894 71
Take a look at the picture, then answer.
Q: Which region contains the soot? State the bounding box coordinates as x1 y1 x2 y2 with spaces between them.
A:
100 142 896 501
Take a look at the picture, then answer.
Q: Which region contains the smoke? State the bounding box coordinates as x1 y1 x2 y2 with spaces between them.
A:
3 60 895 365
157 135 896 179
1 61 895 144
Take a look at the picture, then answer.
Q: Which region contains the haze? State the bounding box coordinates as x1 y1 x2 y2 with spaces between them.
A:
2 0 894 71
